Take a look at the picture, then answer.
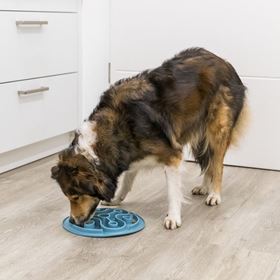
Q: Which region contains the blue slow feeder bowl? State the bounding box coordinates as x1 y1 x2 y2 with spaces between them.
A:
63 208 145 238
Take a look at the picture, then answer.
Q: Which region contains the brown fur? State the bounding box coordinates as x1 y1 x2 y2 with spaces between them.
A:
69 195 99 222
51 47 247 224
230 98 250 147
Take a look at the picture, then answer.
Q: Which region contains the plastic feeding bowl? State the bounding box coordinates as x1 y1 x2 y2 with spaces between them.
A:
63 208 145 238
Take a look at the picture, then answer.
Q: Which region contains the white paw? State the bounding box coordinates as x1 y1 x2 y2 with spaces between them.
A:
164 215 182 230
192 185 208 195
101 198 122 206
206 192 221 206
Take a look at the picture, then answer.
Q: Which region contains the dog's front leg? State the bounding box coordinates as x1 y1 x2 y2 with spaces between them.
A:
102 170 137 206
164 164 183 230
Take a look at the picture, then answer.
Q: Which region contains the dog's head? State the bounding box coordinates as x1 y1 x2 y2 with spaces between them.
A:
51 149 115 226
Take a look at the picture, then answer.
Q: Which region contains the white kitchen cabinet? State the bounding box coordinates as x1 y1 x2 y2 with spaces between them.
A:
0 74 78 153
0 0 80 173
0 0 78 12
0 12 78 83
110 0 280 170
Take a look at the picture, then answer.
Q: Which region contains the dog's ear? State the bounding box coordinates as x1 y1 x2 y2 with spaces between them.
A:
51 166 59 179
78 171 115 201
51 164 78 180
95 177 115 201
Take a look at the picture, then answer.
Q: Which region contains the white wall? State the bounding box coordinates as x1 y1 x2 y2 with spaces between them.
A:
81 0 110 119
110 0 280 170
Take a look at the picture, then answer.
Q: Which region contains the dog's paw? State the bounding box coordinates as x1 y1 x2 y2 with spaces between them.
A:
164 215 182 230
101 198 122 206
205 192 221 206
192 185 208 195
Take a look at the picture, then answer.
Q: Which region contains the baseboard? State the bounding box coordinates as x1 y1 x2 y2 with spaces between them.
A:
0 132 73 174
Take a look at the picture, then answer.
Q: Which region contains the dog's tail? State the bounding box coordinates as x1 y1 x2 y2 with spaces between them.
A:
230 97 250 147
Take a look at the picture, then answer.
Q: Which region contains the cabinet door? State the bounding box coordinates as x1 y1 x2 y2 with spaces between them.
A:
0 12 78 83
110 0 280 170
0 0 79 12
0 74 78 153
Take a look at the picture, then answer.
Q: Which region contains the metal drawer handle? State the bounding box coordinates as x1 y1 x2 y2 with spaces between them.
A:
16 21 48 26
18 87 49 96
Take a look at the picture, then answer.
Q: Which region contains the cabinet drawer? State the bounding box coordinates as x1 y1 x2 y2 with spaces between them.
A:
0 12 78 83
0 74 78 153
0 0 79 12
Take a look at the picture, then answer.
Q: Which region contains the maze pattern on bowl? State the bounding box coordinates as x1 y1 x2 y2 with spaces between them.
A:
63 208 145 238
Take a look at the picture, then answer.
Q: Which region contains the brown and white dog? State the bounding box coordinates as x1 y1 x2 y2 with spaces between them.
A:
51 48 247 230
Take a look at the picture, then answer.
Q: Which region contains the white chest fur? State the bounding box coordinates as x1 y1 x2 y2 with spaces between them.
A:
76 121 98 161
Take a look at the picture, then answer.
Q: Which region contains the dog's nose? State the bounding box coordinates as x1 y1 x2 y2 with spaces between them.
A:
70 216 84 227
76 221 84 227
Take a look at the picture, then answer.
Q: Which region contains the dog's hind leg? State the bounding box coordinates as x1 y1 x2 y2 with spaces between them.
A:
191 88 235 206
101 170 137 206
190 135 212 196
204 142 228 206
192 171 211 196
191 131 230 206
204 96 233 206
190 132 229 206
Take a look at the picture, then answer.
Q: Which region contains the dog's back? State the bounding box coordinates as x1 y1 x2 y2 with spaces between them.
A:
92 48 246 167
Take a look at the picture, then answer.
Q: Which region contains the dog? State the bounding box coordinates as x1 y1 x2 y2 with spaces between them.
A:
51 47 247 230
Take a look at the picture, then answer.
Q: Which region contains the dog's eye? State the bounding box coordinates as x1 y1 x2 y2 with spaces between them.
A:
71 195 79 201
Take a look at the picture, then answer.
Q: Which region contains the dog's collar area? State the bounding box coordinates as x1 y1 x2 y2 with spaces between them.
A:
73 144 100 165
